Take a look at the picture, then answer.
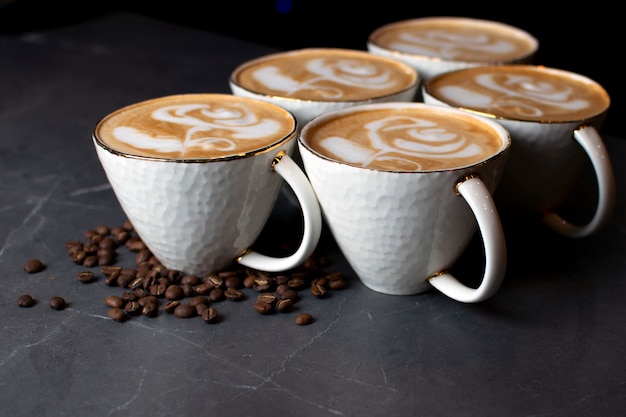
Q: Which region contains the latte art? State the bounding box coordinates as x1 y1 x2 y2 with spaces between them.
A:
231 48 417 101
425 66 610 122
369 17 537 63
302 106 504 171
95 94 296 159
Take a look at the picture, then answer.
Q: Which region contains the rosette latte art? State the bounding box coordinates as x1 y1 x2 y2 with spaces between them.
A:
305 108 502 171
95 94 295 159
232 48 418 102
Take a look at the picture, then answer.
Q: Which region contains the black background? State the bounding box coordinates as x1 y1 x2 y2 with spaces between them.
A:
1 0 621 137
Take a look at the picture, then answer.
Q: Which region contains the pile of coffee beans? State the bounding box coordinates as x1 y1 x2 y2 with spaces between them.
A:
51 219 346 325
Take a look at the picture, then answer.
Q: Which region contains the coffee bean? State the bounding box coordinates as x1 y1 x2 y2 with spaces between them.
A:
280 289 298 302
208 288 224 302
243 275 256 288
104 295 123 308
195 303 209 315
194 283 214 295
174 304 196 318
295 313 314 325
164 284 184 300
310 283 327 298
164 300 180 314
201 307 219 323
224 276 242 289
49 296 66 310
83 255 99 268
142 302 159 318
224 287 244 301
257 293 277 305
188 296 209 307
276 298 293 313
95 225 110 235
254 301 273 315
181 275 201 286
77 270 95 283
17 294 36 307
137 295 159 307
125 300 142 316
135 248 152 265
108 307 128 322
23 259 45 273
287 277 306 290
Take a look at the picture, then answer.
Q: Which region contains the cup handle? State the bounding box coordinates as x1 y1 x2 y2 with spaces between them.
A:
236 152 322 272
428 175 507 303
541 125 615 238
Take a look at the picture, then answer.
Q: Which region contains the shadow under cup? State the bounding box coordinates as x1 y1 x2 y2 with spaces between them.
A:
298 102 511 303
92 94 322 277
423 65 615 238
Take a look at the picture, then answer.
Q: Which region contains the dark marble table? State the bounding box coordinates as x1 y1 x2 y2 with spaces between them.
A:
1 12 624 417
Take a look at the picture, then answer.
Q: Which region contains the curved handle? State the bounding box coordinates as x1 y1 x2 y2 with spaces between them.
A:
237 152 322 272
428 175 507 303
542 125 615 238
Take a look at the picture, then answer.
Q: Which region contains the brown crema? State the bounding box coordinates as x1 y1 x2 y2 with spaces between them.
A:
231 48 418 102
425 65 610 122
301 106 504 171
95 94 296 159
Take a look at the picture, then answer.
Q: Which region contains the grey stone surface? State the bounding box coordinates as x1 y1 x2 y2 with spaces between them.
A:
1 12 625 417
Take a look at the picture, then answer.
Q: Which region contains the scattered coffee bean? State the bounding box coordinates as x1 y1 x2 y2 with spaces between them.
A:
108 307 128 322
49 296 67 310
174 304 196 318
23 259 45 273
275 298 293 313
142 302 159 318
188 295 210 307
164 300 180 314
208 288 224 302
104 295 123 308
137 295 159 307
125 300 142 316
201 306 219 323
17 294 36 307
253 301 273 315
164 284 184 300
77 270 95 283
224 287 244 301
295 313 314 325
310 283 327 298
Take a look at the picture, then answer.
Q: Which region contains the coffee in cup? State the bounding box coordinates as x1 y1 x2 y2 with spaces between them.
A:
229 48 419 128
299 102 511 303
93 93 322 276
423 65 614 237
367 17 538 86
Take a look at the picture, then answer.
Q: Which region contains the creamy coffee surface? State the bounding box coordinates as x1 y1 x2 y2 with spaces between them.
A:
95 94 295 159
232 48 417 101
425 65 610 122
302 106 503 171
369 17 537 63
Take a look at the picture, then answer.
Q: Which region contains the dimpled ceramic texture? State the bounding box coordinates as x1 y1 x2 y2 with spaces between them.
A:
299 145 507 295
94 139 293 276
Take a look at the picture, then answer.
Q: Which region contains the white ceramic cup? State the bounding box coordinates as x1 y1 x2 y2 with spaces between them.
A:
229 47 419 130
423 65 615 237
298 102 511 303
367 16 538 90
93 93 322 276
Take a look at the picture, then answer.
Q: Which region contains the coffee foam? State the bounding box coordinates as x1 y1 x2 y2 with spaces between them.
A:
231 48 417 102
369 17 538 63
95 94 296 159
301 105 505 171
425 65 610 122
